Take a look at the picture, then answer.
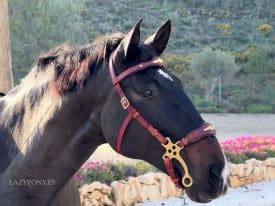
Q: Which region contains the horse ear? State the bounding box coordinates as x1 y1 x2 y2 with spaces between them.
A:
113 19 142 64
144 19 171 56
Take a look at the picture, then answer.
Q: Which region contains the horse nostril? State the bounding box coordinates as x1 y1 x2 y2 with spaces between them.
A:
209 164 222 186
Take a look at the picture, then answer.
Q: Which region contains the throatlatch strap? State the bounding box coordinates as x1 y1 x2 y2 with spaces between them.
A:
116 113 133 153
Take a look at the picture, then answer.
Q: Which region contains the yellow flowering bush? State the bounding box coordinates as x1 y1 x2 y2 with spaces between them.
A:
217 23 232 34
258 23 273 36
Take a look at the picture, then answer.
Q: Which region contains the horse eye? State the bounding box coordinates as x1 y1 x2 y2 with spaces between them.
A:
143 89 153 97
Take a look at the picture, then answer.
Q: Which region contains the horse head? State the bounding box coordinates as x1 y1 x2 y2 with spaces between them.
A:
101 20 229 203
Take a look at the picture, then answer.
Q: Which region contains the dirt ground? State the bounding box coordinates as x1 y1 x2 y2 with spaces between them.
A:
201 113 275 140
90 114 275 163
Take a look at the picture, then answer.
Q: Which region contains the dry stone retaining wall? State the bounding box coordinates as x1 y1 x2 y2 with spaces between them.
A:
229 158 275 187
79 158 275 206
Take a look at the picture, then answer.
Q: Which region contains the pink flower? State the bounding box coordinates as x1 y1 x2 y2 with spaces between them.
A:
222 136 275 162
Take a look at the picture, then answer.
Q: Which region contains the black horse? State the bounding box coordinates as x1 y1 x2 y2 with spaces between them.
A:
0 20 228 205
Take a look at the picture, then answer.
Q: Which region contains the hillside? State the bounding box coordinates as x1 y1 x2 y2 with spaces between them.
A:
83 0 274 53
8 0 275 113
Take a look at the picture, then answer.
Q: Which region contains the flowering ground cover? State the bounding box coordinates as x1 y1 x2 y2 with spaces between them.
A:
74 160 158 187
221 136 275 163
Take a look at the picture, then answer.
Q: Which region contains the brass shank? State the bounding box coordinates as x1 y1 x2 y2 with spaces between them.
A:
161 137 193 187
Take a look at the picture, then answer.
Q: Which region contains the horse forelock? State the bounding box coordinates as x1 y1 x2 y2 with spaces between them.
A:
37 33 124 95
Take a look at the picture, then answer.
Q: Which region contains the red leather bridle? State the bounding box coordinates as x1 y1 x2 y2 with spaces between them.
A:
109 53 216 187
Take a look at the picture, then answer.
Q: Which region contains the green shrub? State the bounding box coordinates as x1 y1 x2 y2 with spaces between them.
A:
242 46 274 74
245 104 273 113
225 151 275 164
163 53 193 84
235 48 251 64
194 97 215 106
262 84 275 109
163 53 206 101
228 78 259 112
194 96 225 113
135 161 159 176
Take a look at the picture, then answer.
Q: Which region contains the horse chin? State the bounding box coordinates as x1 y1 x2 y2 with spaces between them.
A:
173 169 211 203
174 169 225 203
185 188 213 203
184 182 227 203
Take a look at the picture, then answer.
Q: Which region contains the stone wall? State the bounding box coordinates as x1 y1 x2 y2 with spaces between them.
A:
79 182 113 206
229 158 275 188
79 173 183 206
111 173 183 206
79 158 275 206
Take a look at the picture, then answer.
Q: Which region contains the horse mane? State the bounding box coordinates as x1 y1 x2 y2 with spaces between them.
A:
37 33 124 94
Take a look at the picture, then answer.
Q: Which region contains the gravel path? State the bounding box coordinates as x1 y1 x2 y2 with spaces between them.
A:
137 181 275 206
202 114 275 141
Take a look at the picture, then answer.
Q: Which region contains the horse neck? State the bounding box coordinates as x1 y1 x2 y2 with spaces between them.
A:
1 64 109 205
0 67 57 174
0 67 58 151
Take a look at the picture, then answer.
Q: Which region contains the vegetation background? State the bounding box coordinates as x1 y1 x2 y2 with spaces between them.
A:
8 0 275 113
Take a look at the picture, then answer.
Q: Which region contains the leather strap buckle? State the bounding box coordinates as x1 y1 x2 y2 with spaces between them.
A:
120 96 130 109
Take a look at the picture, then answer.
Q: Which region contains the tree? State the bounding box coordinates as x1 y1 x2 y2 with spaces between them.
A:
0 0 13 93
190 48 239 102
9 0 87 83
